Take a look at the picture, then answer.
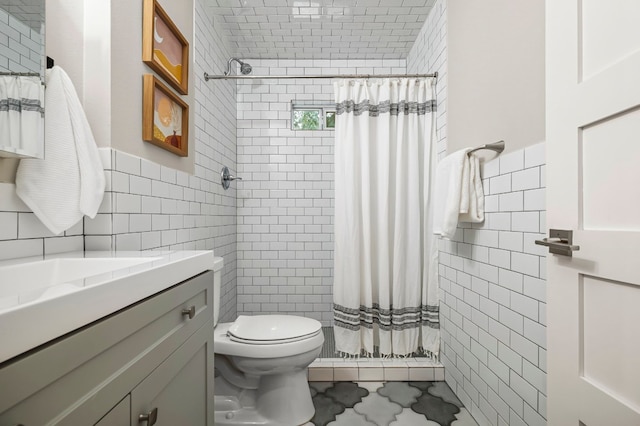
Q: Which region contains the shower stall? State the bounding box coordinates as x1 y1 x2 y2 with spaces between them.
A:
211 58 444 379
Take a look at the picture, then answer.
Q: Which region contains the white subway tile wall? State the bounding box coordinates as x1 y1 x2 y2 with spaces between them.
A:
438 144 547 426
0 183 84 259
0 6 43 73
406 0 447 158
236 58 405 325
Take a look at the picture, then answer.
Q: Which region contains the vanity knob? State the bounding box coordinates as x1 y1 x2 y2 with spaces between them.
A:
182 305 196 319
138 407 158 425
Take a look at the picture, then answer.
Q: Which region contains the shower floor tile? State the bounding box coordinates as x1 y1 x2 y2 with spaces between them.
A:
308 381 478 426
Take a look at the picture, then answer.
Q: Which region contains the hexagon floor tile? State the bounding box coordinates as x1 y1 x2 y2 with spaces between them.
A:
310 381 478 426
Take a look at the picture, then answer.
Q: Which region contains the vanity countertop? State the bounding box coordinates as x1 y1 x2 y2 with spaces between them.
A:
0 250 215 364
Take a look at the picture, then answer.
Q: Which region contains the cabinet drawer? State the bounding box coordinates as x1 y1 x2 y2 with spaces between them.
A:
0 270 213 426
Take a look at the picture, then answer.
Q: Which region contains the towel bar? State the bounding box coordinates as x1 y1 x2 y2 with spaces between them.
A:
467 140 505 156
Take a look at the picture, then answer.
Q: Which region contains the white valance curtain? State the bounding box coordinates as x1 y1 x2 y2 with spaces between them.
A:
333 78 440 358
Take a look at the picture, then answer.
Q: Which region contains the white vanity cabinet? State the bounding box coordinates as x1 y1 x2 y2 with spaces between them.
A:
0 270 214 426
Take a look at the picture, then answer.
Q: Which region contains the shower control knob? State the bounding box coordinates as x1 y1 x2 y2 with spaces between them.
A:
221 166 242 190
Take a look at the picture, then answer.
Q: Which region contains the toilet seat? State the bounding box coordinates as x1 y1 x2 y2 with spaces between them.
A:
214 320 324 359
227 315 322 345
228 329 322 345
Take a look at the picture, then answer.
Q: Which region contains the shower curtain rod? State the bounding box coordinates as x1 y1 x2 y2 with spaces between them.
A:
0 71 40 77
204 71 438 81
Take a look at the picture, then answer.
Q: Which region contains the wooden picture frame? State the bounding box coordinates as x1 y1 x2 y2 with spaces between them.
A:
142 0 189 95
143 74 189 157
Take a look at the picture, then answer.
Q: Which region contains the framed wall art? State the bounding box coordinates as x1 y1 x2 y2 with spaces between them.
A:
142 74 189 157
142 0 189 94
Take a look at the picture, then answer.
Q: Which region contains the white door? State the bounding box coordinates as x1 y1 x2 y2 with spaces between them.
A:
547 1 640 425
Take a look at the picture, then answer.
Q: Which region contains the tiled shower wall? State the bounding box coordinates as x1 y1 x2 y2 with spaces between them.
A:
0 7 42 73
0 1 239 322
235 58 405 325
406 0 447 159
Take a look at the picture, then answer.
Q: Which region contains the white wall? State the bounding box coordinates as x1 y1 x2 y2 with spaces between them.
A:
46 0 196 174
235 58 405 325
109 0 195 174
447 0 545 157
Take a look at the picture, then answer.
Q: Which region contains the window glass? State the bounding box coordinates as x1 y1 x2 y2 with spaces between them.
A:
291 103 336 131
325 111 336 128
292 109 320 130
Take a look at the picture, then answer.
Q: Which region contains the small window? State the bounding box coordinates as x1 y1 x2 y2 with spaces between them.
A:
293 109 320 130
291 102 336 131
325 111 335 129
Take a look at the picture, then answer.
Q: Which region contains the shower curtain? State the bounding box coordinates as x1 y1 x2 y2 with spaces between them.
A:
333 78 440 358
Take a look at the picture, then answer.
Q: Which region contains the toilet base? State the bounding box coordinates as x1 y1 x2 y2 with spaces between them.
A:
214 368 315 426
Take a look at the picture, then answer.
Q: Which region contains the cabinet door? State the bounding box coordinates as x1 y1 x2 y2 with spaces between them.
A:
131 321 214 426
95 396 130 426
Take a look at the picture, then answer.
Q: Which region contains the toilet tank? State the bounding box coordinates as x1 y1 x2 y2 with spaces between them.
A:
212 256 224 327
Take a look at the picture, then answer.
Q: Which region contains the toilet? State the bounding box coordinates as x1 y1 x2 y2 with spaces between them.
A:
211 257 324 426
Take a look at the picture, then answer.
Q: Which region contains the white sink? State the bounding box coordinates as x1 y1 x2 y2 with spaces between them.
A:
0 250 215 364
0 257 159 308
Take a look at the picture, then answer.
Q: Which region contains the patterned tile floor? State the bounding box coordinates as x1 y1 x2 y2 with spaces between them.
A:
308 381 478 426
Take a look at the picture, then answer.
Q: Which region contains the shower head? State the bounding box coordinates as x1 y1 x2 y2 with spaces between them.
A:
224 58 252 76
239 61 252 75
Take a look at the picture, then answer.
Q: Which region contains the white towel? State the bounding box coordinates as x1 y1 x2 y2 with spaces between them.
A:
433 148 485 239
15 66 105 235
459 154 485 224
0 75 44 157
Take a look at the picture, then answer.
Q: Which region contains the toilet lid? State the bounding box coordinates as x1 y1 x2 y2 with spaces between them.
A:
227 315 322 345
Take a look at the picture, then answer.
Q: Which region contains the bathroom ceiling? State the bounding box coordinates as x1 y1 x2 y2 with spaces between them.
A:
207 0 435 59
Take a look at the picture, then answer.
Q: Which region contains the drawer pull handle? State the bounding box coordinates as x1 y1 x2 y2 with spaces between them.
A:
182 305 196 319
138 407 158 425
